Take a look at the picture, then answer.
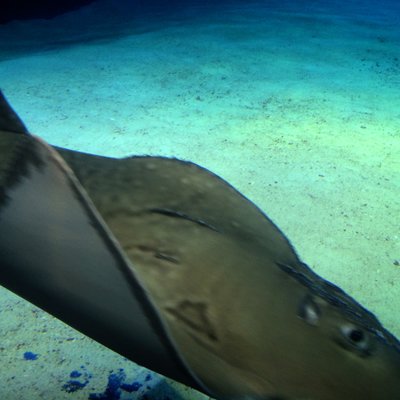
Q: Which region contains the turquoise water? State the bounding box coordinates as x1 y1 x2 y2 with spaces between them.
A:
0 0 399 399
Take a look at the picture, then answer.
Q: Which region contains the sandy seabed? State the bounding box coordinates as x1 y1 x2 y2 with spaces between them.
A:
0 0 399 398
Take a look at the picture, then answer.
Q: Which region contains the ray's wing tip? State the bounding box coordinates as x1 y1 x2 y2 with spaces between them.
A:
0 90 29 135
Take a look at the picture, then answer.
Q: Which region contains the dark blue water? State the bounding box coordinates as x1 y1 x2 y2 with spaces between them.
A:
1 0 399 61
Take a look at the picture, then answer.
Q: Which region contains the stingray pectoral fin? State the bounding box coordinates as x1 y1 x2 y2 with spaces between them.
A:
0 92 28 134
0 127 200 391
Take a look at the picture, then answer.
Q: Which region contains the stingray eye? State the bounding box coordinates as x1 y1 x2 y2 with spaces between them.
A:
339 324 371 355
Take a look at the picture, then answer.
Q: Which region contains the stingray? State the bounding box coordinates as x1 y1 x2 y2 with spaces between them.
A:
0 91 399 400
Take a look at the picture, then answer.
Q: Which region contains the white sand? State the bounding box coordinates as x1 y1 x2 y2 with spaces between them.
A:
0 0 399 398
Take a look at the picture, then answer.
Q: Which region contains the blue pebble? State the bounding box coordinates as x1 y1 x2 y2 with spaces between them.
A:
89 370 125 400
121 381 142 392
70 370 82 378
23 351 38 360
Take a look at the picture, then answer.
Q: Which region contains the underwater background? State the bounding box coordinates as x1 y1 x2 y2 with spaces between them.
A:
0 0 399 398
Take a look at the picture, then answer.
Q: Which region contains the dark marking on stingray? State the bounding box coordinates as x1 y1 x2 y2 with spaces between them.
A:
150 208 221 233
166 301 218 341
136 244 180 265
155 252 180 264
